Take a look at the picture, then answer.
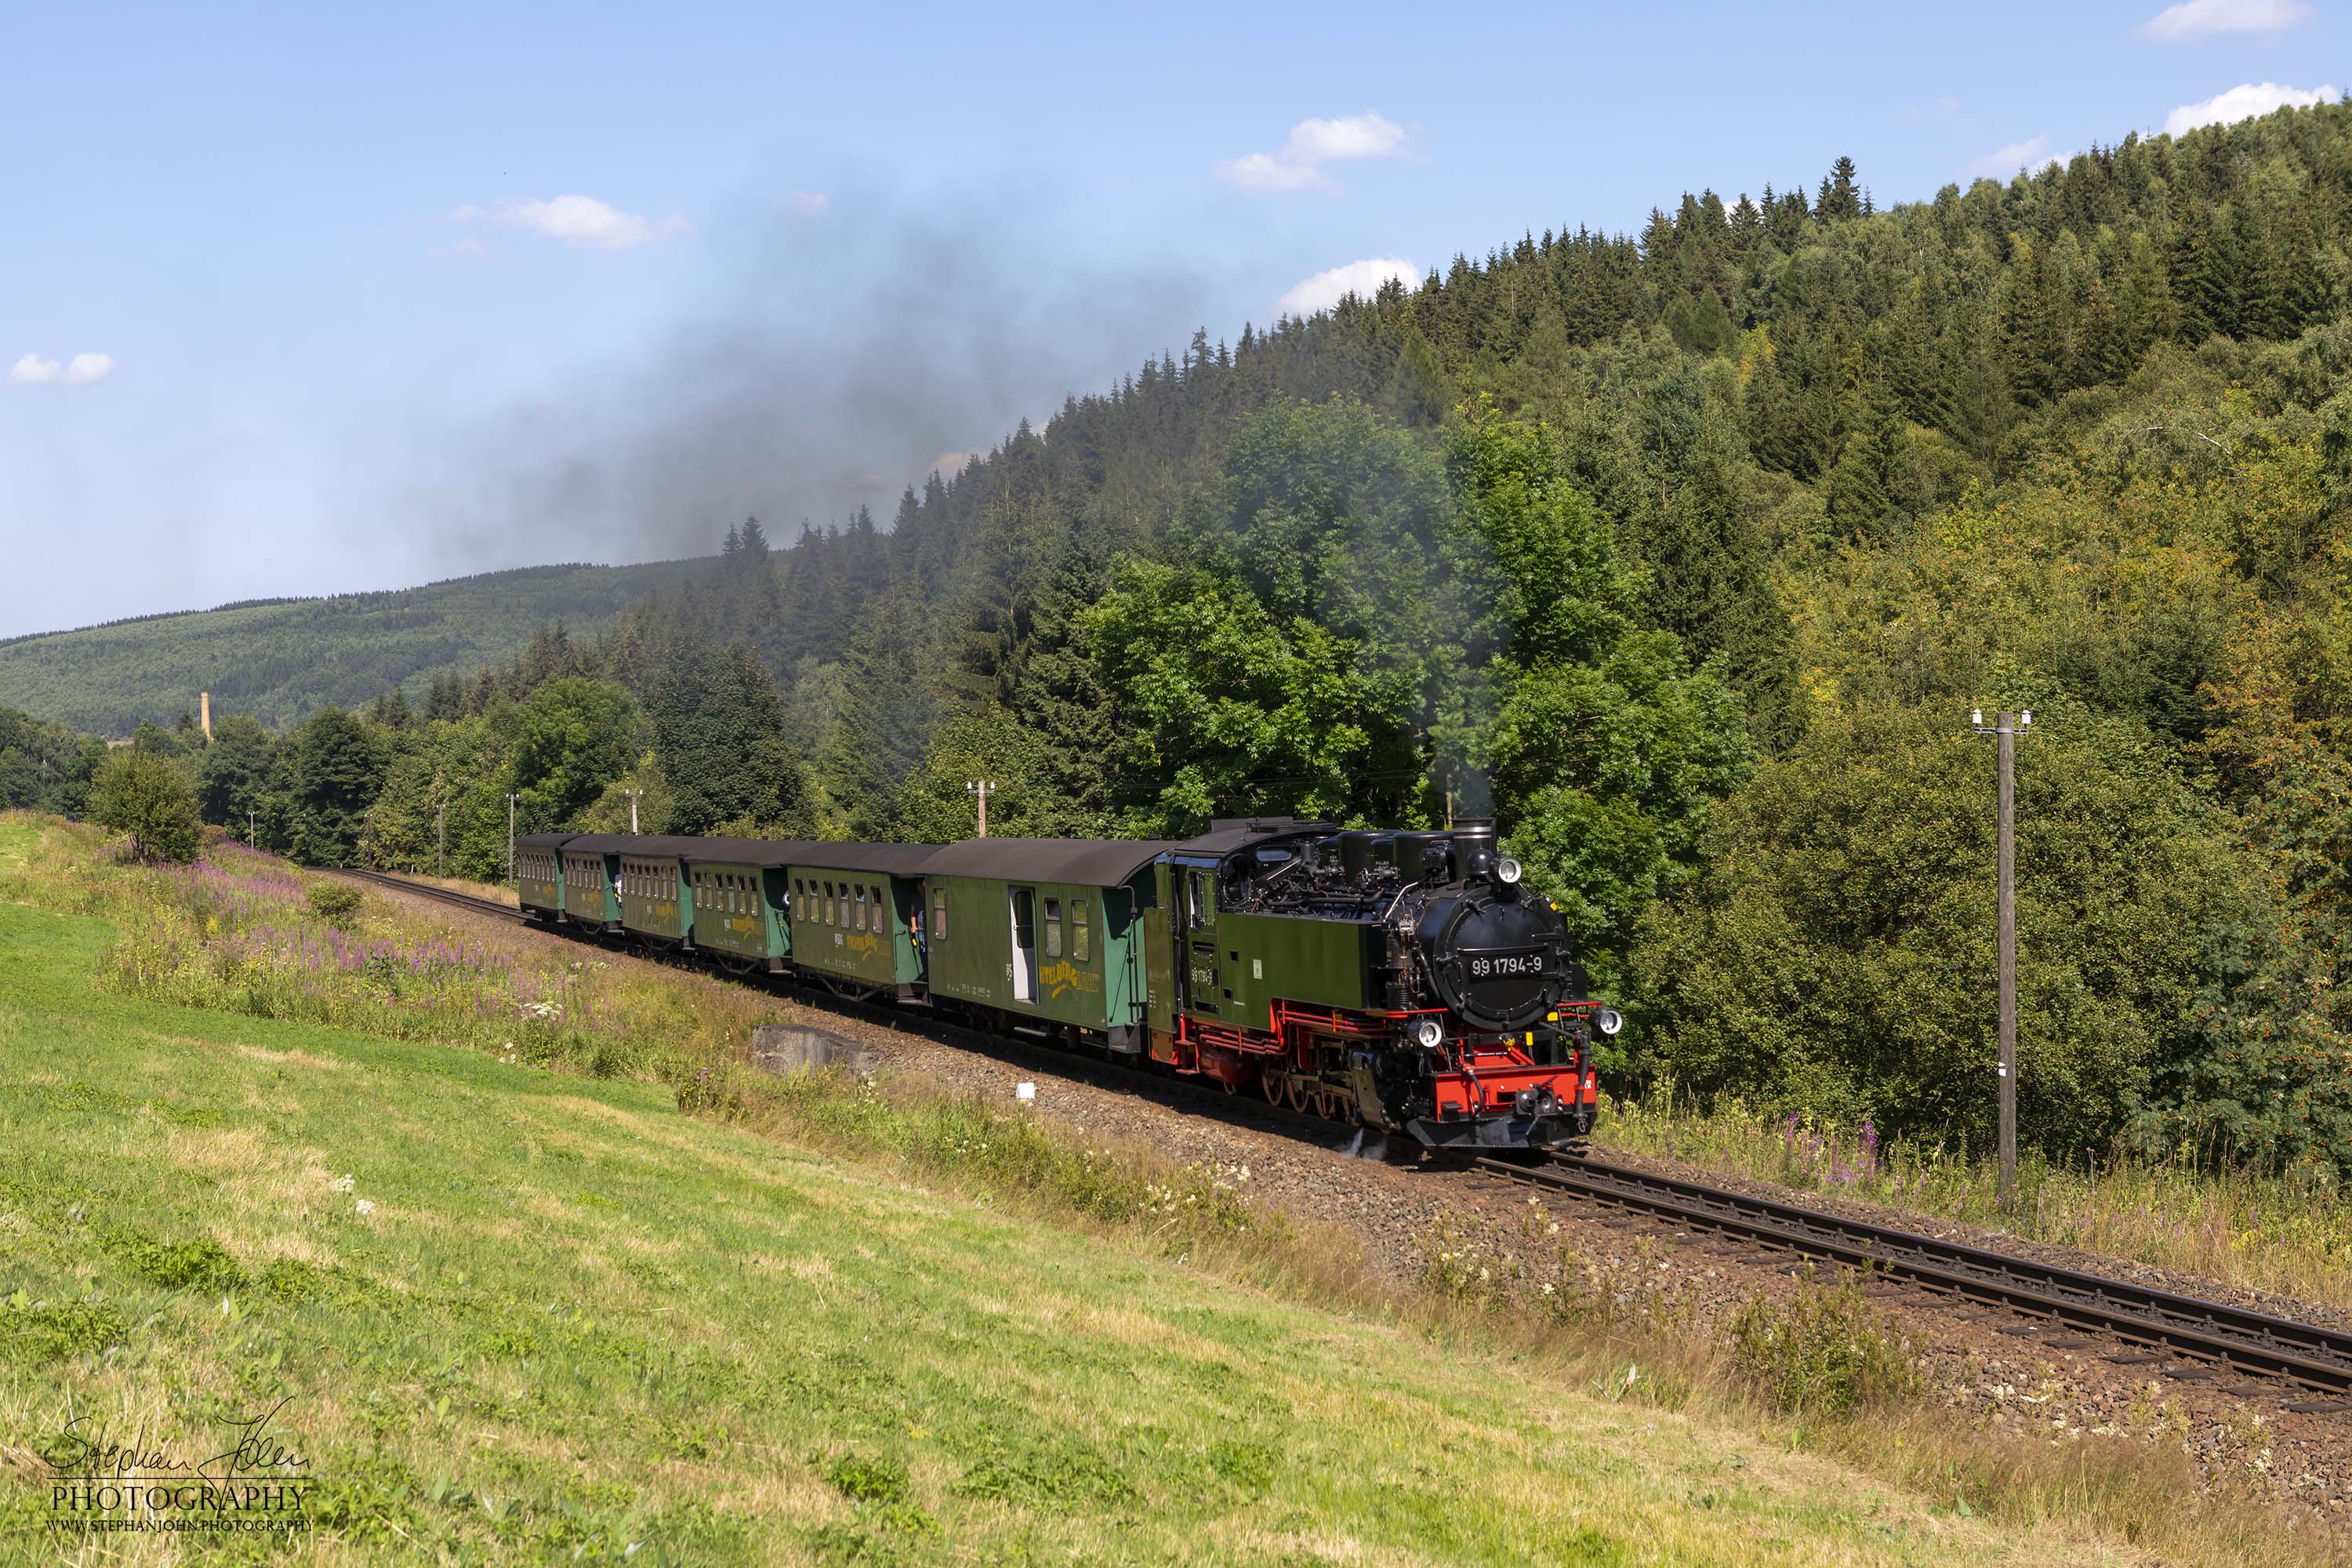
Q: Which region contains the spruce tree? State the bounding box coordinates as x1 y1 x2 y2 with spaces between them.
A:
1816 156 1863 224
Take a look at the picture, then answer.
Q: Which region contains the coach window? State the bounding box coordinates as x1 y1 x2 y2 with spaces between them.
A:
854 886 868 931
819 882 832 924
1043 898 1063 959
1073 900 1091 962
932 889 949 939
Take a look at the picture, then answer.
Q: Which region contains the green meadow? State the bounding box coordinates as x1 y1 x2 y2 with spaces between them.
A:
0 818 2227 1563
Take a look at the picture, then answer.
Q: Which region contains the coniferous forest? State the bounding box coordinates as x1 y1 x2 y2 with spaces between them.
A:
21 102 2352 1178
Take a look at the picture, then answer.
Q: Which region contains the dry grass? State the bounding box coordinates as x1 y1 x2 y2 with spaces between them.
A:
1598 1076 2352 1312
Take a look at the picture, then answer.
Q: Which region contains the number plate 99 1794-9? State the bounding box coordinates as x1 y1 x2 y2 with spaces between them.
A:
1466 949 1545 979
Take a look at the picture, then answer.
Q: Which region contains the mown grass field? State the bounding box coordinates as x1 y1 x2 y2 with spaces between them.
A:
0 817 2257 1563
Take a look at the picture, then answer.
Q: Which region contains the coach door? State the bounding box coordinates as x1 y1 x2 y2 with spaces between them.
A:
1009 887 1038 1001
1179 861 1219 1016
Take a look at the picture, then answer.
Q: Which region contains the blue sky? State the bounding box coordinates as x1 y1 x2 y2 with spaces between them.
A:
2 0 2343 638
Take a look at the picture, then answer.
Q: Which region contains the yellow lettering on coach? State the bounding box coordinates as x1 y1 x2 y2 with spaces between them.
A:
1039 959 1102 998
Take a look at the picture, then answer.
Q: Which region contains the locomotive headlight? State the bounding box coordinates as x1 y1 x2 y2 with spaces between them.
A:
1495 856 1523 885
1595 1007 1624 1036
1413 1017 1445 1048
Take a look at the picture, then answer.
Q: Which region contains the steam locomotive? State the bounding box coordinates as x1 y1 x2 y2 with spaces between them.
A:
514 816 1613 1152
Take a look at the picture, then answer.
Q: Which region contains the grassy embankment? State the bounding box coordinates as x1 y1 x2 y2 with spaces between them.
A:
0 812 2321 1564
1595 1083 2352 1312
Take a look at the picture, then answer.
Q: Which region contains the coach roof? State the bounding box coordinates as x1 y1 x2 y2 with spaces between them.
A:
916 837 1178 888
676 837 816 869
785 841 938 877
516 831 578 851
560 834 708 858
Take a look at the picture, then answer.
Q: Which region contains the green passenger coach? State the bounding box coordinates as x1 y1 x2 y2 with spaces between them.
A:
681 838 800 974
558 835 627 931
917 837 1174 1052
515 831 574 920
612 836 704 945
782 843 933 996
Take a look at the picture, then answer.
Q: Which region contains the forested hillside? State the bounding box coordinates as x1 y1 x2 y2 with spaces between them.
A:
49 100 2352 1178
0 558 710 734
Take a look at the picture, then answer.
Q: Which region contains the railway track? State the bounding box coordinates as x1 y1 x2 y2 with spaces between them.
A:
336 866 518 918
1479 1154 2352 1405
336 865 2352 1408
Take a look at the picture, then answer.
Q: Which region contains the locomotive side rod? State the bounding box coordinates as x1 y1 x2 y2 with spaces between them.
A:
1478 1155 2352 1397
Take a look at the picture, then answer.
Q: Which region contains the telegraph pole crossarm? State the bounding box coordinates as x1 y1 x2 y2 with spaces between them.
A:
1970 707 2033 1214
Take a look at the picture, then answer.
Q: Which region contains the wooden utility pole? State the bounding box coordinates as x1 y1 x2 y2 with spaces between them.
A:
1973 708 2032 1213
626 789 643 834
967 780 994 837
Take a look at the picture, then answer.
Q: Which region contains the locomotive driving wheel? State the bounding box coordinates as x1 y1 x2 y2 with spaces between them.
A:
1261 1069 1285 1105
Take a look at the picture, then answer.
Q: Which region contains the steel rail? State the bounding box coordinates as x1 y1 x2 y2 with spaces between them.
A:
335 867 517 918
1479 1154 2352 1399
332 869 2352 1403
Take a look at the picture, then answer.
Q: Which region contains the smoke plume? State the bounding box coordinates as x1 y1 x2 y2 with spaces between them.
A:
414 177 1217 564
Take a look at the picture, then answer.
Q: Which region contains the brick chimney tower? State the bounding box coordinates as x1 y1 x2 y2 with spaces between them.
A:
199 691 212 742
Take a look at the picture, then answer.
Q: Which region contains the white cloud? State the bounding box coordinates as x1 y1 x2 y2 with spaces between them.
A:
1215 112 1408 194
2142 0 2310 39
11 352 111 386
454 194 687 250
929 448 982 477
2164 81 2336 136
789 191 827 216
1277 257 1418 318
432 237 488 259
1969 136 2071 178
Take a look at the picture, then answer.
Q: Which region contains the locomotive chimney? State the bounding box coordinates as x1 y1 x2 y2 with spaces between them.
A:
199 691 212 741
1452 816 1498 880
